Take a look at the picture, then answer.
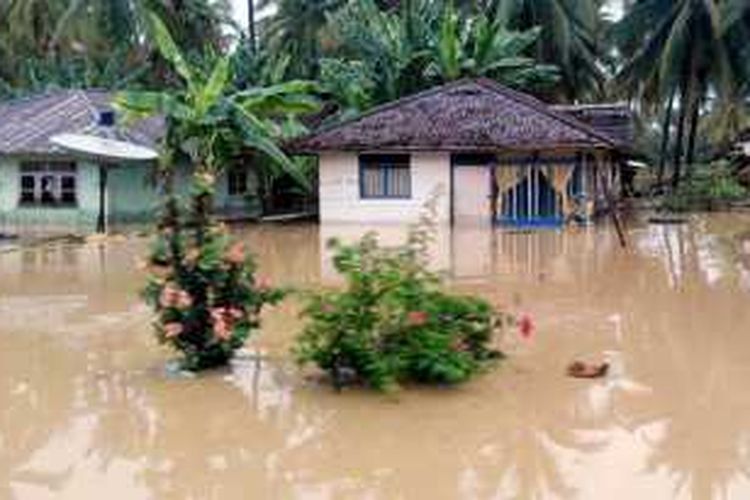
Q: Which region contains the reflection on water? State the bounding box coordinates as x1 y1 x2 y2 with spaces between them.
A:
2 214 750 499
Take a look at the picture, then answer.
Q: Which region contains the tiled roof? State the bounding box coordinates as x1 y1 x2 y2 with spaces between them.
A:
290 78 618 153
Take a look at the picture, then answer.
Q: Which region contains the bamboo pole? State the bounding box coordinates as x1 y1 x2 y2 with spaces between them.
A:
599 155 627 249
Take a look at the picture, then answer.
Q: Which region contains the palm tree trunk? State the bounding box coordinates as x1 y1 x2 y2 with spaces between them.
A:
684 96 701 179
671 88 689 190
671 47 696 190
248 0 256 53
684 74 705 175
657 90 675 186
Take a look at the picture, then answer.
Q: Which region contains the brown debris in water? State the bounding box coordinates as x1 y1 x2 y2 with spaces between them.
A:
566 360 610 379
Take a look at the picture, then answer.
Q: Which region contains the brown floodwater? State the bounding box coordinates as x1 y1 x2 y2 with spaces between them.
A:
2 214 750 499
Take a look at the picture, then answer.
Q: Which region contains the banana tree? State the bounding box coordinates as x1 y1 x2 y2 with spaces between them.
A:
321 0 557 117
325 0 434 102
118 13 318 371
426 4 559 88
117 13 319 201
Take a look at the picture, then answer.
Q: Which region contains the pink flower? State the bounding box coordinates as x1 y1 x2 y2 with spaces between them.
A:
406 310 428 327
210 307 236 341
225 242 246 265
159 283 180 308
213 319 232 341
518 314 534 339
210 307 225 321
176 290 193 310
321 303 335 314
229 308 244 320
256 275 272 291
163 322 184 339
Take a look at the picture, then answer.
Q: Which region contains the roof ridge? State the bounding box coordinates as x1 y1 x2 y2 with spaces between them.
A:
551 102 630 109
0 88 76 107
79 89 112 124
0 87 112 108
299 78 476 140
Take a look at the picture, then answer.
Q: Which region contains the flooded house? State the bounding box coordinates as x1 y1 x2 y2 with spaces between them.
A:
0 90 258 234
292 78 632 227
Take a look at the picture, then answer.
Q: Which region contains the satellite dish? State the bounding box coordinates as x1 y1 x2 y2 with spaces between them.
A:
51 132 160 233
50 133 159 161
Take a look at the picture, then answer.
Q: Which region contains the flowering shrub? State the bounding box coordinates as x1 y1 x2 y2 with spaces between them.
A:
294 224 513 392
142 174 284 371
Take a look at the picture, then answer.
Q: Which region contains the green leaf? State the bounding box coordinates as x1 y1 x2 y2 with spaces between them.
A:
234 80 321 116
148 12 194 88
231 102 311 191
115 90 193 121
196 57 231 116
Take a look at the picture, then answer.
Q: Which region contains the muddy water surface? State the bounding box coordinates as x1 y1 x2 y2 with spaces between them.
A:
2 215 750 499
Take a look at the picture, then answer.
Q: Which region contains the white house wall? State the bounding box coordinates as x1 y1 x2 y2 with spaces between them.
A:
318 152 451 224
452 166 492 223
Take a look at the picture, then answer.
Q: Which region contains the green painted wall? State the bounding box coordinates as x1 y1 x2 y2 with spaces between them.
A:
0 158 100 233
214 167 261 217
108 164 260 224
107 163 160 224
0 158 261 234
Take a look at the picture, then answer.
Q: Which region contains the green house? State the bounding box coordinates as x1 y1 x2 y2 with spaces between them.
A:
0 90 259 234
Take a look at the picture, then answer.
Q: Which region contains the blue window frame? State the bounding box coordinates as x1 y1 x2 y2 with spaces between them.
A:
359 154 411 199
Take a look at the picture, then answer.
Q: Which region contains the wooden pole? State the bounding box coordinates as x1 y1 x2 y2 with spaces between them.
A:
600 157 627 248
490 160 498 225
96 164 108 233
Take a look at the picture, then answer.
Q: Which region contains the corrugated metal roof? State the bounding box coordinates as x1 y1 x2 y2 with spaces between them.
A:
0 89 164 156
551 103 634 147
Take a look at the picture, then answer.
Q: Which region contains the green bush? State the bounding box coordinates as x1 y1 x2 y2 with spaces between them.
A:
142 175 284 371
294 225 510 392
662 163 748 212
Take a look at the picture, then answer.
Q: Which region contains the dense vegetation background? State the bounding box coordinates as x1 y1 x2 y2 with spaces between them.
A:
1 0 750 190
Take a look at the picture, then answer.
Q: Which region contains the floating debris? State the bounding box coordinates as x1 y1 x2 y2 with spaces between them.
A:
567 360 609 379
648 215 689 225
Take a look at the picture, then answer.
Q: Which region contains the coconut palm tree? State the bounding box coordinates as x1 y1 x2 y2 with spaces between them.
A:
0 0 232 96
257 0 346 78
613 0 750 188
425 3 559 89
493 0 605 100
247 0 257 53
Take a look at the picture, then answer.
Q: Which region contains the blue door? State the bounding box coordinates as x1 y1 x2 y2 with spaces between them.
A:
497 165 563 227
